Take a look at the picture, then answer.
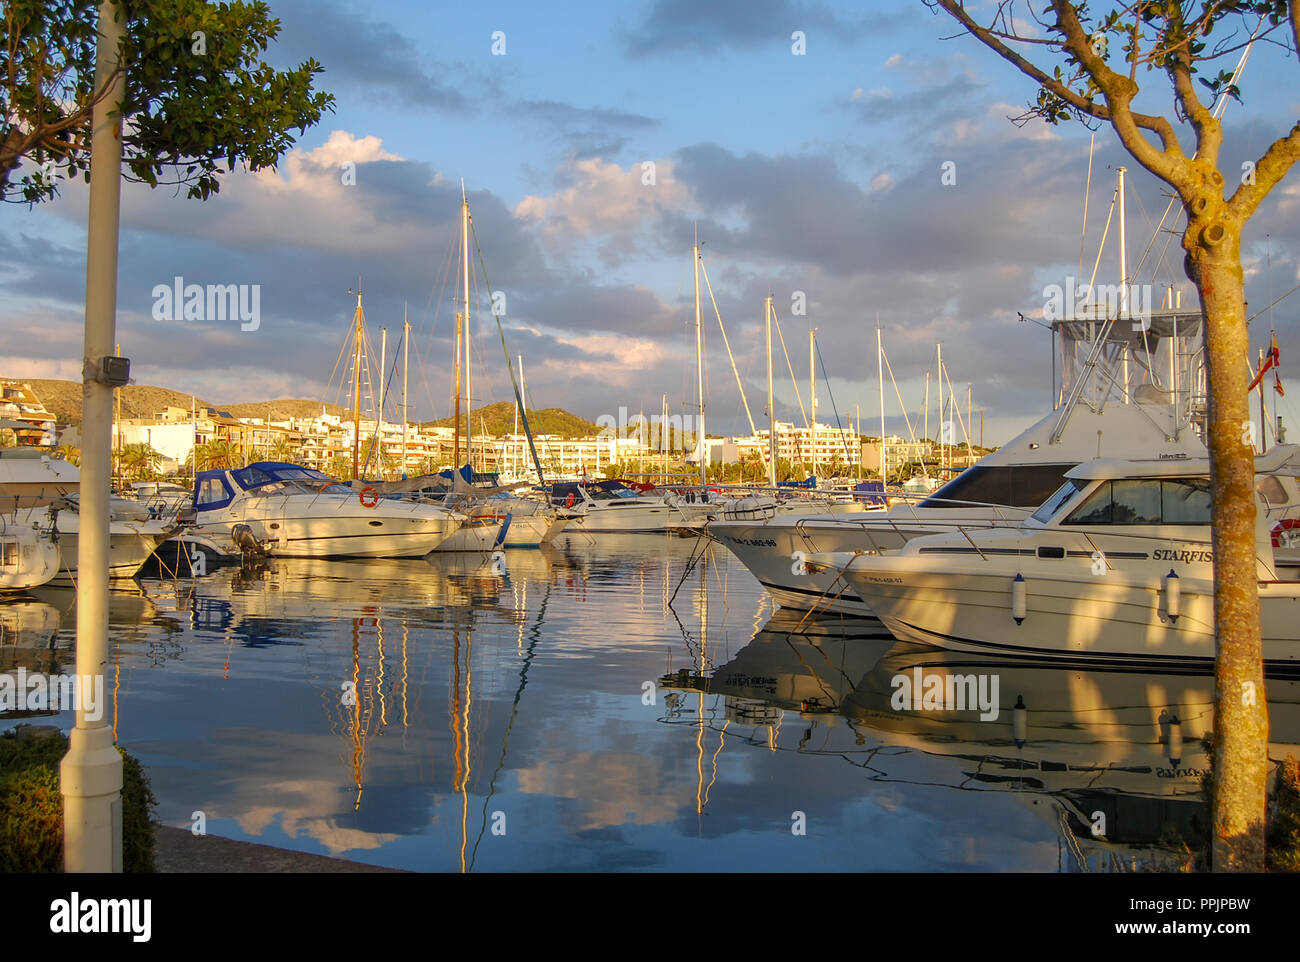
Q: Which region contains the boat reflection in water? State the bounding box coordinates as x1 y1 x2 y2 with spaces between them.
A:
666 610 1299 871
16 530 1290 871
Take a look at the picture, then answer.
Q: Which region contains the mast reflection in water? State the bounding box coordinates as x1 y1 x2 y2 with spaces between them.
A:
4 533 1292 871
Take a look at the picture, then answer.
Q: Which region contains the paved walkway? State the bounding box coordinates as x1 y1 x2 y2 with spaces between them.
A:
153 826 404 873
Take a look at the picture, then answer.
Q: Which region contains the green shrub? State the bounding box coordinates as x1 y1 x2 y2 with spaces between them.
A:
0 727 157 872
1267 755 1300 873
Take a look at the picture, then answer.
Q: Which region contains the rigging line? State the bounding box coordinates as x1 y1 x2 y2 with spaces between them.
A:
939 360 972 447
813 338 854 468
1078 131 1095 285
698 257 757 436
470 217 546 483
880 345 920 445
769 304 809 428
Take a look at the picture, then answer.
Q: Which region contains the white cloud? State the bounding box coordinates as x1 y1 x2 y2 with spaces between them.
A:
514 157 690 242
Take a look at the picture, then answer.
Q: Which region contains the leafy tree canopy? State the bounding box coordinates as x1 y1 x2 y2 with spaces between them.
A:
2 0 334 204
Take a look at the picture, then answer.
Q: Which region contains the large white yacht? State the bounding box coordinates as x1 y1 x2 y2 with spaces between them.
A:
710 308 1208 616
824 447 1300 672
186 462 464 559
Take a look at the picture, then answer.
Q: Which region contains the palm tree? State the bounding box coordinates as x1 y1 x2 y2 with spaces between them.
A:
329 453 351 479
269 437 295 464
119 442 162 482
56 444 81 466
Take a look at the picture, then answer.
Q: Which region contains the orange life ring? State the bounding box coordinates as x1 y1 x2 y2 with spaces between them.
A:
565 492 574 508
359 486 380 508
1272 517 1300 548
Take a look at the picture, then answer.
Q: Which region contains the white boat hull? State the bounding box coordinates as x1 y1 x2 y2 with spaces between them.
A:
841 558 1300 672
711 507 1027 616
195 502 460 558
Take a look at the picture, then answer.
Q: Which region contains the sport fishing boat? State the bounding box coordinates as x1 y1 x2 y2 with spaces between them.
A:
186 462 464 558
710 304 1208 616
823 447 1300 672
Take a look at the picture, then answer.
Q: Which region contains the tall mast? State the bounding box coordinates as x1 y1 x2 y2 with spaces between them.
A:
1117 165 1130 403
462 180 472 471
378 326 387 477
924 371 930 444
402 305 409 477
809 328 816 481
855 403 860 481
765 294 776 488
113 343 121 489
349 287 364 480
512 355 519 476
877 322 885 486
693 231 705 487
937 342 944 472
966 383 973 462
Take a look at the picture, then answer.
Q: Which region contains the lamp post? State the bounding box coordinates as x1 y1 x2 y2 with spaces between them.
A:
61 0 126 872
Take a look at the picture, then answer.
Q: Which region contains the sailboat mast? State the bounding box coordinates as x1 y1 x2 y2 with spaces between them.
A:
351 288 363 480
513 355 519 476
378 326 387 477
693 234 705 487
462 181 472 472
809 328 816 481
402 306 409 477
937 342 944 472
765 294 776 488
924 371 930 444
877 323 885 486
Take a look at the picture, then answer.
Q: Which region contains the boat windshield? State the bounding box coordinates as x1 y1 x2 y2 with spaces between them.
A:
917 463 1073 508
1031 479 1087 523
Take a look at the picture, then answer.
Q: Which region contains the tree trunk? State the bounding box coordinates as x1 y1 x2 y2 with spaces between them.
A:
1187 218 1270 871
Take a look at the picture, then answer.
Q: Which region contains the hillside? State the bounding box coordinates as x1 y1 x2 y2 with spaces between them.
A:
8 377 601 436
18 379 215 426
424 401 601 438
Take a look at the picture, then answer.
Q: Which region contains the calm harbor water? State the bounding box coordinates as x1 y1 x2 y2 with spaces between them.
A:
7 532 1293 872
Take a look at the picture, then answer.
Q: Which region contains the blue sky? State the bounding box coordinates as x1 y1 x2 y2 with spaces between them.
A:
2 0 1298 445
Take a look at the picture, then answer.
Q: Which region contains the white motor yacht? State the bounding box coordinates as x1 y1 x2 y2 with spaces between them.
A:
187 462 463 559
824 447 1300 672
552 479 686 533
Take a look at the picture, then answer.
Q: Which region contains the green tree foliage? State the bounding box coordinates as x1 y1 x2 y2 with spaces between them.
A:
2 0 334 204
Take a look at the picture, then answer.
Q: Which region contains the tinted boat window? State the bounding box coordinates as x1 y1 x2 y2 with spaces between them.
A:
1065 478 1212 525
1161 478 1212 524
918 463 1073 508
1111 480 1162 523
